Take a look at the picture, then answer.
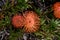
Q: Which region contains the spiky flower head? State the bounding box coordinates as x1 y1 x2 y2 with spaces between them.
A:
23 11 40 33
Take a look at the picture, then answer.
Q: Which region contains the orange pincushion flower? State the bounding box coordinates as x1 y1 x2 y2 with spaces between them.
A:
23 11 40 33
12 14 24 28
53 2 60 18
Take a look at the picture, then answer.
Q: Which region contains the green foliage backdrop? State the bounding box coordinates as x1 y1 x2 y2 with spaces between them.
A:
0 0 60 40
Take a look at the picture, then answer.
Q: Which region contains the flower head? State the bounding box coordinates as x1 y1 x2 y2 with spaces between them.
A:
53 2 60 18
23 11 40 33
12 14 24 28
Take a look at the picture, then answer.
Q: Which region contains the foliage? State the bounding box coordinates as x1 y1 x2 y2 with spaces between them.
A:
0 0 60 40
